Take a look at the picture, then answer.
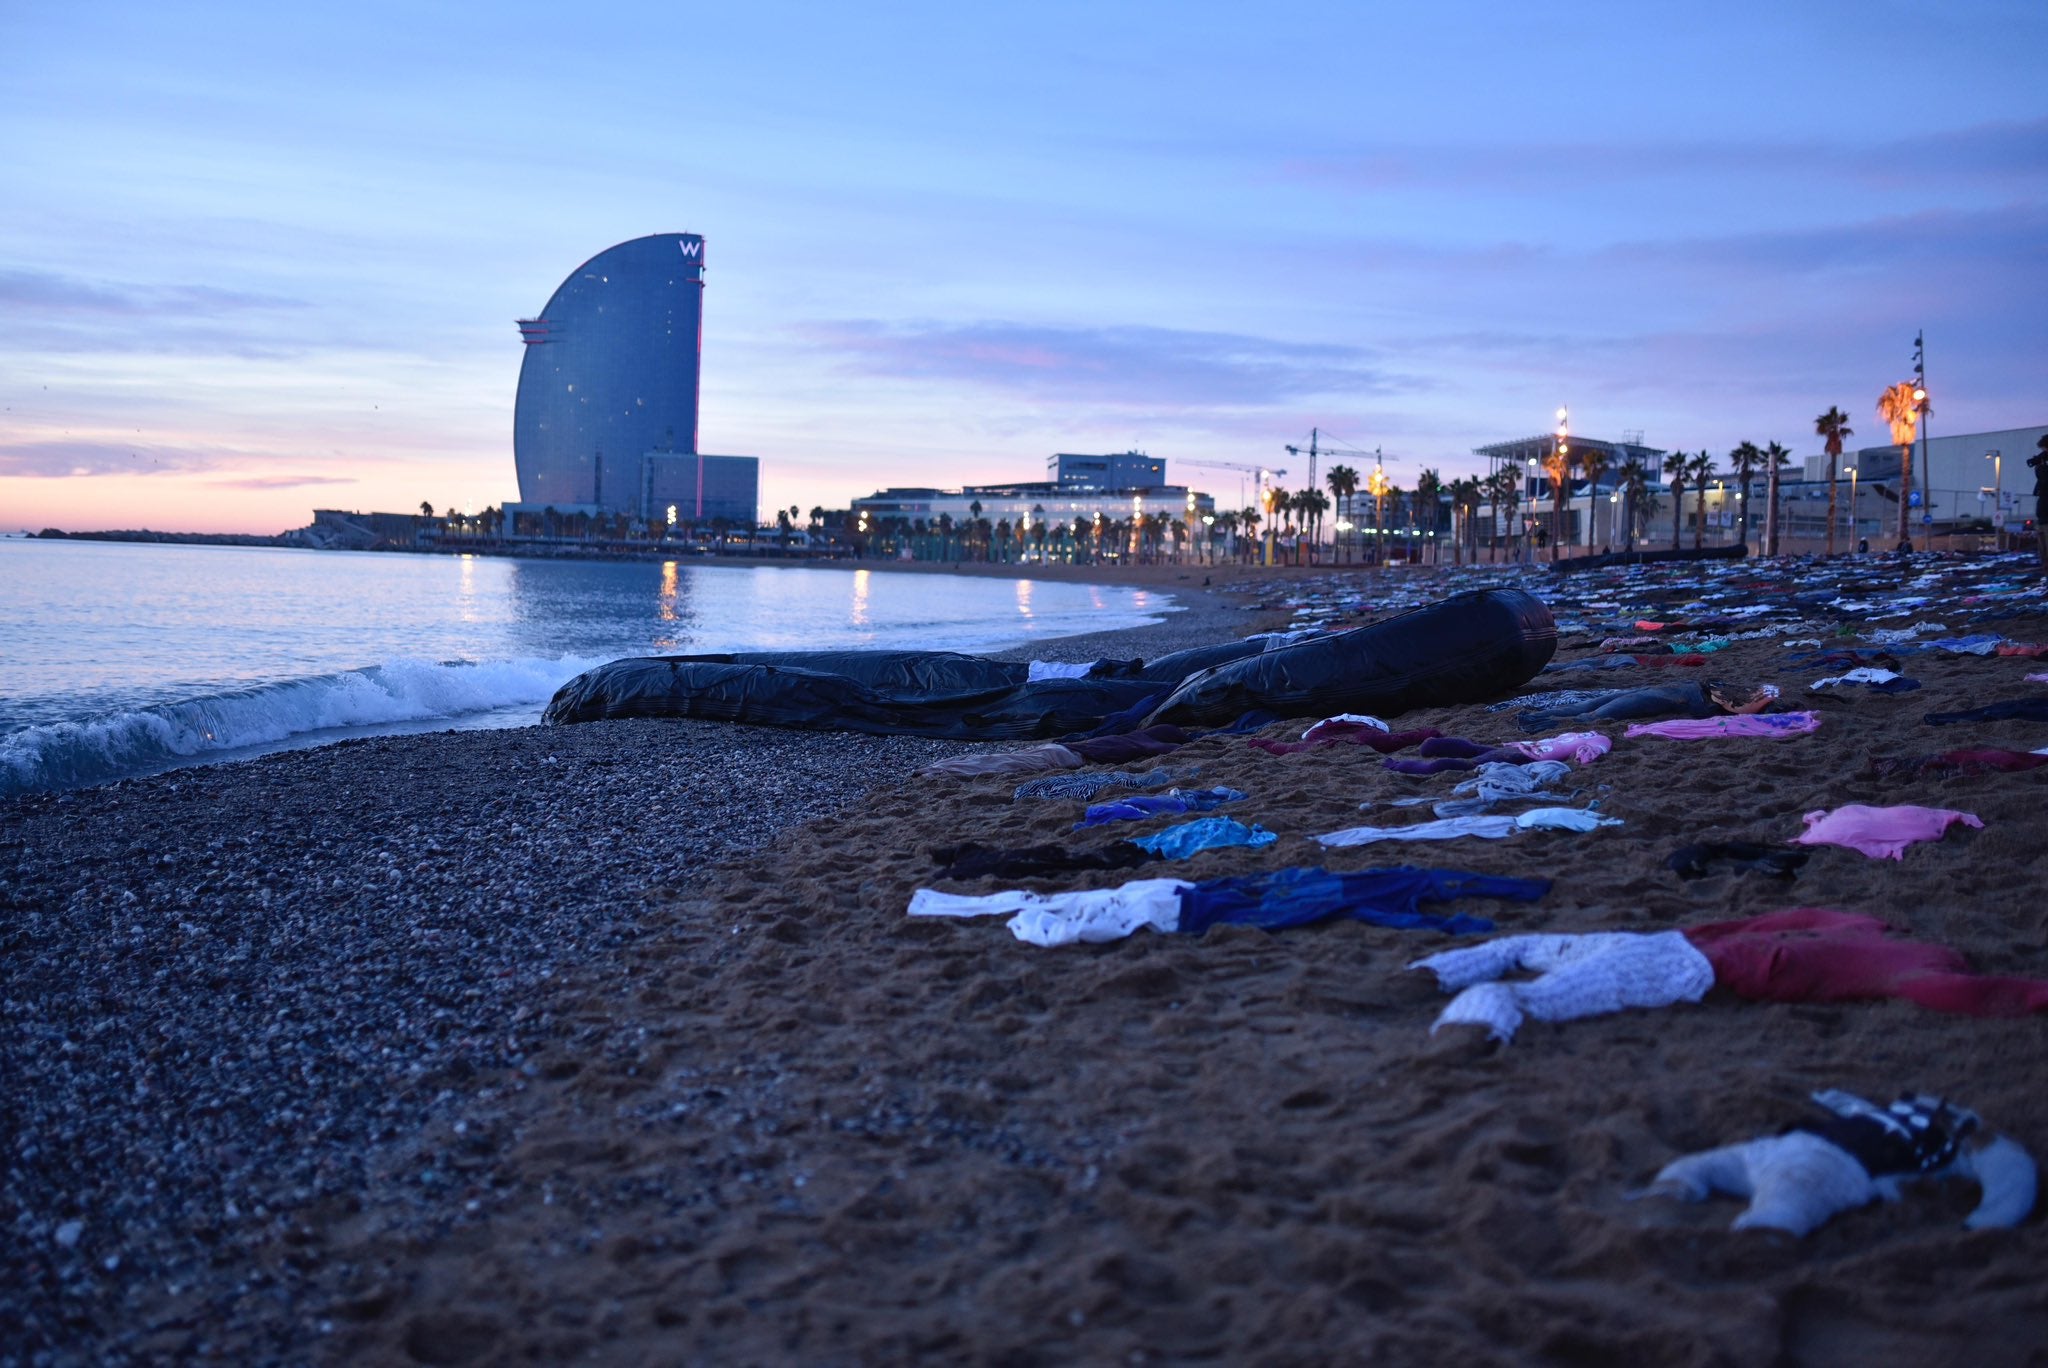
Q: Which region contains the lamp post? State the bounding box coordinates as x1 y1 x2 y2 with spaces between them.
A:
1201 512 1215 564
1913 332 1931 535
1988 450 2003 547
1845 465 1858 548
1554 406 1569 559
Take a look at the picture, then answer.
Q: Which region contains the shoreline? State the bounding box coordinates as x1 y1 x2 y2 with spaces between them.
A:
8 557 2046 1361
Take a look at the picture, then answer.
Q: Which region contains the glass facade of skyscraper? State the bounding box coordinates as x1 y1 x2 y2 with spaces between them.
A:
513 233 706 513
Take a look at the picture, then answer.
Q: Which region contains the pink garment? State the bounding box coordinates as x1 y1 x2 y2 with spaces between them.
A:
1499 731 1612 765
1684 908 2048 1017
1624 711 1821 741
1791 804 1983 860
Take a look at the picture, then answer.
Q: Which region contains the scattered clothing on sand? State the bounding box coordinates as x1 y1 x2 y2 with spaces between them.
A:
1925 634 2005 656
1249 725 1441 756
1305 712 1389 735
1065 725 1197 764
1867 748 2048 780
1174 866 1547 938
1666 841 1810 881
1131 817 1278 860
1500 732 1613 764
1999 642 2048 658
1012 767 1183 802
1925 696 2048 726
1624 712 1821 741
1486 688 1615 714
2029 671 2048 684
1516 682 1717 731
1636 1091 2036 1236
1315 805 1618 846
1411 908 2048 1043
1809 668 1922 694
1445 760 1574 805
1513 806 1623 832
929 841 1159 880
1378 730 1616 776
907 864 1550 946
917 745 1085 779
1694 909 2048 1015
1791 804 1983 860
1412 930 1715 1041
1314 814 1520 848
1077 786 1246 828
1546 653 1709 672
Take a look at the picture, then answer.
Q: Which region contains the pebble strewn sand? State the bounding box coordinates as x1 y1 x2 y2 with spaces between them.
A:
7 563 2048 1365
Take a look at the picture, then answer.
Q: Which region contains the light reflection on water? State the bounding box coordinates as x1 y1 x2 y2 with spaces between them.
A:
850 568 872 629
0 540 1173 733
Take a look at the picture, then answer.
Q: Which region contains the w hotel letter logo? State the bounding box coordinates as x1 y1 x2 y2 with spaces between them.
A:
678 236 704 261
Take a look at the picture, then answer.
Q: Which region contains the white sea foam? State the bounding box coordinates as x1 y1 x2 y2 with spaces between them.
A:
0 654 606 795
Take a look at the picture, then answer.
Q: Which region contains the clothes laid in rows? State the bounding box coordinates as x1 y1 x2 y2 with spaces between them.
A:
1637 1090 2036 1236
1076 786 1246 828
1790 803 1983 860
1624 711 1821 741
907 864 1551 947
1410 907 2048 1043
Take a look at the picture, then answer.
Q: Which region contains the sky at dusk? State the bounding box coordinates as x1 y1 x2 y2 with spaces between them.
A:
3 0 2044 534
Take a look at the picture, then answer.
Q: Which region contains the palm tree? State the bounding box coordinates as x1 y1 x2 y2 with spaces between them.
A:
1325 464 1359 563
1301 488 1330 563
1483 468 1518 562
1446 476 1481 563
1814 406 1853 556
1617 457 1651 550
1877 381 1922 549
1238 505 1260 563
1540 442 1576 561
1413 467 1443 563
775 507 792 550
1684 450 1719 549
1667 457 1689 550
1726 442 1763 547
1576 448 1610 551
1762 441 1794 555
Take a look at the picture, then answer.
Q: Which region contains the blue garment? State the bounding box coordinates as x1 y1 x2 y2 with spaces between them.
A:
1174 865 1550 937
1131 816 1278 859
1078 786 1247 828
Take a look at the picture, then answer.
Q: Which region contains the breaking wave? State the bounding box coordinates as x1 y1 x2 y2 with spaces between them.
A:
0 655 606 796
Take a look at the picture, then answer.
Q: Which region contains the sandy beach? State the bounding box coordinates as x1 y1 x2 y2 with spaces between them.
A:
6 554 2048 1365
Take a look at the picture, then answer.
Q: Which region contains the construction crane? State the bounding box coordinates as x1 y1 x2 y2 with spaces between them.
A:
1177 459 1286 511
1285 428 1379 499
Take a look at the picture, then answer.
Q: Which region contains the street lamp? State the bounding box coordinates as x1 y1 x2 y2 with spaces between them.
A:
1845 465 1858 547
1554 406 1570 555
1988 450 2003 541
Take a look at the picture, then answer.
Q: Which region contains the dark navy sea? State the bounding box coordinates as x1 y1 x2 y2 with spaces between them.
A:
0 539 1173 794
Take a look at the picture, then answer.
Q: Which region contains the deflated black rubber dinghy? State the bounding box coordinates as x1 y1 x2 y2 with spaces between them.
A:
1139 587 1555 728
542 587 1555 739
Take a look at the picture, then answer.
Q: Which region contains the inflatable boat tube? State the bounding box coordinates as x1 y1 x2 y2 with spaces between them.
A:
1140 587 1555 729
542 587 1554 738
542 657 1164 738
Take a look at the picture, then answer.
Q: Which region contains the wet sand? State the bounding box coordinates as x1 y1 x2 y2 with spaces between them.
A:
5 555 2047 1364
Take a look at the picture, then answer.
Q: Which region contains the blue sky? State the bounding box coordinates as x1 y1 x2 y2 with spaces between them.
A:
3 0 2043 532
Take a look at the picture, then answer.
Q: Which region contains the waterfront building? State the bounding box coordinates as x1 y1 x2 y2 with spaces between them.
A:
502 233 761 535
851 453 1219 561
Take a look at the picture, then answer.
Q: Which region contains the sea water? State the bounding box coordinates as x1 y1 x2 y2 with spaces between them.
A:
0 539 1173 794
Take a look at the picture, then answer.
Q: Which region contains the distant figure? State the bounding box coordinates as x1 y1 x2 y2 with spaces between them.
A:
1858 538 1870 554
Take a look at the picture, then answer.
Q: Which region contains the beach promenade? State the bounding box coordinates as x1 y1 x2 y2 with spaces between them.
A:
5 554 2046 1364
